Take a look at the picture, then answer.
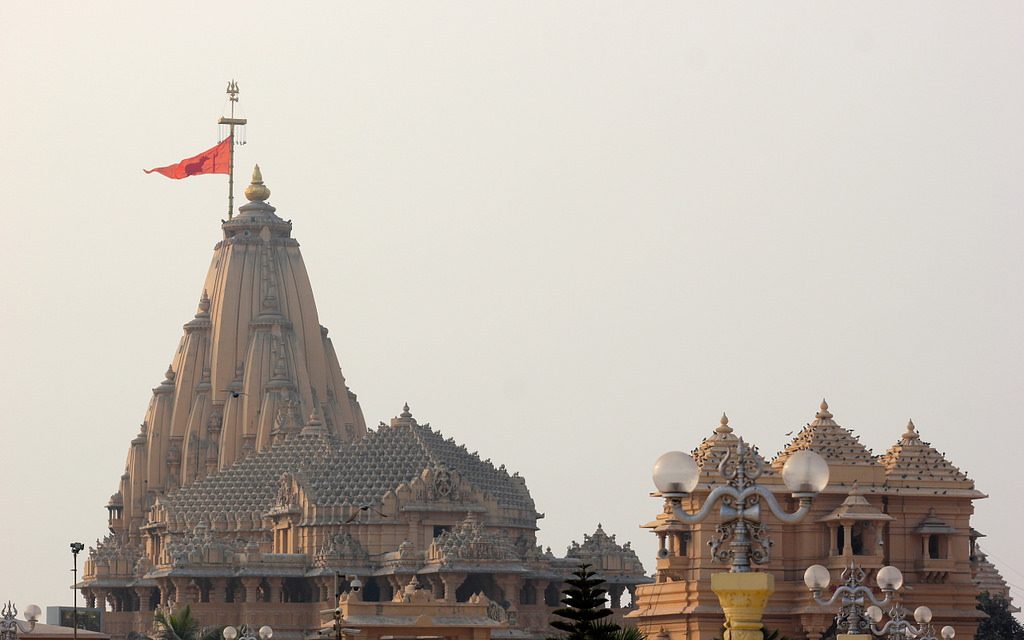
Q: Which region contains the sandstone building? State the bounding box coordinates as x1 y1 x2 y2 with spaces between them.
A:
629 403 1003 640
80 168 648 640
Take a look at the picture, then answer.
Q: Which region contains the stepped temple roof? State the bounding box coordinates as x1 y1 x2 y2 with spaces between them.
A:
878 419 976 490
773 400 878 466
154 406 534 525
691 413 774 482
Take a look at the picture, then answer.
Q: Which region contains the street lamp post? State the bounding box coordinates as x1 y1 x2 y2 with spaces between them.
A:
803 562 955 640
652 435 829 640
803 562 904 636
652 438 830 573
70 542 84 640
864 605 955 640
0 602 42 640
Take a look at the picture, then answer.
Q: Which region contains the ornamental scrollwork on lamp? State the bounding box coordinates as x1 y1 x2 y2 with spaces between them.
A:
652 435 829 573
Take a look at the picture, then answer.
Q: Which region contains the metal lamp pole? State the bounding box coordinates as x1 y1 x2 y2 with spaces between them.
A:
70 542 84 640
804 562 903 636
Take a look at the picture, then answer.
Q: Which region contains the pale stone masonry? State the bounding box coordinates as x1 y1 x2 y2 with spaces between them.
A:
81 168 649 640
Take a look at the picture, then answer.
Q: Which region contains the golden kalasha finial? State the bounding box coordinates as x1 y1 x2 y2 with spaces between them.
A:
244 164 271 202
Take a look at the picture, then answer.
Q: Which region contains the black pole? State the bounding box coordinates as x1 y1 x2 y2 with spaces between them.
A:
71 542 84 640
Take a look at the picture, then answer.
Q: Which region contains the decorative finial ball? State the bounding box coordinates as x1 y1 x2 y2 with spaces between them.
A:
244 164 271 202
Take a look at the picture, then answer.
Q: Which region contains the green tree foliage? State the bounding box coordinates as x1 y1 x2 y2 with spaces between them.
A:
151 606 222 640
549 563 619 640
976 592 1024 640
591 621 646 640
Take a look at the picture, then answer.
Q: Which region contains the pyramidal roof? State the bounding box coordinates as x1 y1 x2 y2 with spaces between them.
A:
692 413 774 480
114 167 367 533
877 420 973 489
772 400 879 469
154 405 535 525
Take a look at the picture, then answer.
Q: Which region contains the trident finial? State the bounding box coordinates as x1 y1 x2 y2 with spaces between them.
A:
227 80 240 102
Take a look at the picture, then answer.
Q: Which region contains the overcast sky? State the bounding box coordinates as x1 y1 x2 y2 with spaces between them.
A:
2 0 1022 622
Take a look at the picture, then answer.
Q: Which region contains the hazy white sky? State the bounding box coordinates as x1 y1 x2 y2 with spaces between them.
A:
2 1 1022 621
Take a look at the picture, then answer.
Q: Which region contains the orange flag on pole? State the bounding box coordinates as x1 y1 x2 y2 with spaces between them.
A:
144 136 232 179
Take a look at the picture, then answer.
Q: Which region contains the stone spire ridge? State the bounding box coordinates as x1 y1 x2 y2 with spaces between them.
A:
772 399 879 469
878 419 972 487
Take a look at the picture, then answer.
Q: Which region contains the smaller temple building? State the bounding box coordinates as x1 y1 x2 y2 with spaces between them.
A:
629 401 1010 640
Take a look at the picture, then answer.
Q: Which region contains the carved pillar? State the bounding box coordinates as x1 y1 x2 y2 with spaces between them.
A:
82 589 96 610
657 533 667 556
242 577 261 603
441 573 466 602
207 578 224 603
134 587 152 612
93 589 110 612
609 584 625 609
828 524 838 557
158 579 172 607
625 584 637 609
267 577 284 602
842 524 852 559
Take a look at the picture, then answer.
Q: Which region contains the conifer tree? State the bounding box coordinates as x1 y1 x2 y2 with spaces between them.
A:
976 592 1024 640
549 563 619 640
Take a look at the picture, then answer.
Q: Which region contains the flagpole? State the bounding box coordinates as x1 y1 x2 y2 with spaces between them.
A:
218 80 247 220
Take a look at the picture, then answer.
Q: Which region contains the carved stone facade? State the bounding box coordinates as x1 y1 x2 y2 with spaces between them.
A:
80 170 649 640
629 403 1006 640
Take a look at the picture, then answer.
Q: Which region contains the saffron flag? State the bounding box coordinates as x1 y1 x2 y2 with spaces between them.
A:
144 136 232 179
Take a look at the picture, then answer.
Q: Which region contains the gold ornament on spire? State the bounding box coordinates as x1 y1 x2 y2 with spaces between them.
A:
245 164 271 202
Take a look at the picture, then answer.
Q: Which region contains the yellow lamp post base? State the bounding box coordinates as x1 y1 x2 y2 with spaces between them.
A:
711 572 775 640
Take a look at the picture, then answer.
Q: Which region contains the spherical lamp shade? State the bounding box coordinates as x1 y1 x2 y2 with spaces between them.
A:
781 449 830 493
866 606 883 624
914 606 933 624
803 564 831 590
653 451 700 494
223 627 238 640
876 565 904 591
941 626 955 639
23 605 42 622
258 626 273 640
